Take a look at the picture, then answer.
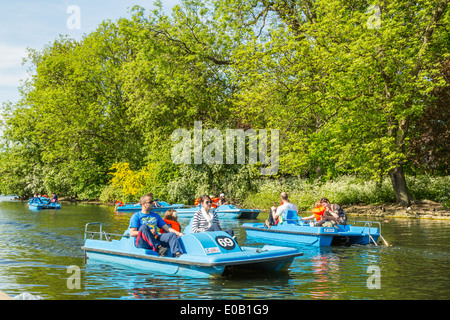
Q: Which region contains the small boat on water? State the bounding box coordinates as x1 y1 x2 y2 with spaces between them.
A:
82 222 302 278
175 204 260 219
217 204 260 219
116 201 185 213
28 197 61 211
242 218 387 247
173 204 205 218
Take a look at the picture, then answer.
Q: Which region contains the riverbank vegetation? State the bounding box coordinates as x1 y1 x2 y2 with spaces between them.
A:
1 1 448 209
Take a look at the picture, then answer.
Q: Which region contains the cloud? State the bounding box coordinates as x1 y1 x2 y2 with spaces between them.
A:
0 44 28 69
0 44 29 104
0 73 29 87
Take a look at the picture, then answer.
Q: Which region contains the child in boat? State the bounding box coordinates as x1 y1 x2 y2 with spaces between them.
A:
161 209 181 233
301 201 326 223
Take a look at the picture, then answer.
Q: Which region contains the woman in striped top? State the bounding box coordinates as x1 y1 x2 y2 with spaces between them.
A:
192 195 234 237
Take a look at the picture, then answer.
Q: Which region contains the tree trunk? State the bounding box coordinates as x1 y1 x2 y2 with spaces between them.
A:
388 164 411 206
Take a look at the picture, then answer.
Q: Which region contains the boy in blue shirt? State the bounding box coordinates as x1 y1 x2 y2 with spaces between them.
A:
129 194 184 257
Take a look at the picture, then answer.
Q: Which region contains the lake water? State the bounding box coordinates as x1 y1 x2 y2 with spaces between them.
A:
1 196 449 300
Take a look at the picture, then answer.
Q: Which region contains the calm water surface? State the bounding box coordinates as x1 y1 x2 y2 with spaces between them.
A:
0 196 449 300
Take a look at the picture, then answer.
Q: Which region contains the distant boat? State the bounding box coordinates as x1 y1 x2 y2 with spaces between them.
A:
28 197 61 211
216 204 260 219
242 213 386 247
115 201 185 213
175 204 260 219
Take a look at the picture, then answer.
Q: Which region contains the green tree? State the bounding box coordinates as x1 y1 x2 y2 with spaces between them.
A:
217 0 449 205
1 21 145 198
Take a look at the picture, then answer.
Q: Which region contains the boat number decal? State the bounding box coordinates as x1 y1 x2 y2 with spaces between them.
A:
324 228 336 233
215 236 235 250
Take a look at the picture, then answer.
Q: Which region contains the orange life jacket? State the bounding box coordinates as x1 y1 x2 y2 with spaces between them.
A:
311 206 326 221
211 197 219 208
160 219 181 233
115 200 124 207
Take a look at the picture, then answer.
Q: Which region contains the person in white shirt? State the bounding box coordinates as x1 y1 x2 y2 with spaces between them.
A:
264 192 298 228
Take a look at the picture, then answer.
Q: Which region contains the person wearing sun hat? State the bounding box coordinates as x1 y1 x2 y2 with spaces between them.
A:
218 193 229 206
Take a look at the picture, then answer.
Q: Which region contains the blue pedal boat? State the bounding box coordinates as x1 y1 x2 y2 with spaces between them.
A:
116 201 185 213
175 204 260 219
28 197 61 211
172 204 206 219
82 222 302 278
216 204 261 219
242 218 385 247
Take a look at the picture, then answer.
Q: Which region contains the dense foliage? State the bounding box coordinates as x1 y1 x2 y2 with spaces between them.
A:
1 0 448 206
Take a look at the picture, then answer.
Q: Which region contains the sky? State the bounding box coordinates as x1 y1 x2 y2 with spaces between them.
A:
0 0 179 107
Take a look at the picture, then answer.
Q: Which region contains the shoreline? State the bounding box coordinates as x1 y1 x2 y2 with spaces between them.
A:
341 199 450 220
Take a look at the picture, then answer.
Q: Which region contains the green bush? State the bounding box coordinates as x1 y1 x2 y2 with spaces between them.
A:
407 175 450 208
241 175 449 210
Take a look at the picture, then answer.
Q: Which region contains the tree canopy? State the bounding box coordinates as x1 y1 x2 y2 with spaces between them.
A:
1 0 448 205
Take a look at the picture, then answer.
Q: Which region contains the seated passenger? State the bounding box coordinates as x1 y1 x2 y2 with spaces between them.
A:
192 195 234 237
264 192 298 228
50 192 58 203
160 209 181 234
218 193 229 206
301 201 326 223
129 194 184 257
114 200 124 211
210 194 219 209
146 192 162 208
317 198 347 226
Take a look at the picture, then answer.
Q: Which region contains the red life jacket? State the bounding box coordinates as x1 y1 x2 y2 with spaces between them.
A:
160 219 181 234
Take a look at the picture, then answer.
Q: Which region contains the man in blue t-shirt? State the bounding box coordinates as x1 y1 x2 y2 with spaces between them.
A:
129 194 184 257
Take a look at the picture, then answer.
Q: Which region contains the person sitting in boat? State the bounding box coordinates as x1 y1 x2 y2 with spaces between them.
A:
129 194 184 257
114 200 124 211
160 209 181 234
264 192 298 229
301 201 326 224
32 194 39 202
316 198 347 226
146 192 162 208
209 194 219 208
192 195 234 237
50 192 58 203
218 193 229 206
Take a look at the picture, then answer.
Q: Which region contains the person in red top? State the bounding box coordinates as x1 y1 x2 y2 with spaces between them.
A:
160 209 181 233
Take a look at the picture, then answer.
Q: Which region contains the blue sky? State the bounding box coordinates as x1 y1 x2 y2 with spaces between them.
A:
0 0 179 107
